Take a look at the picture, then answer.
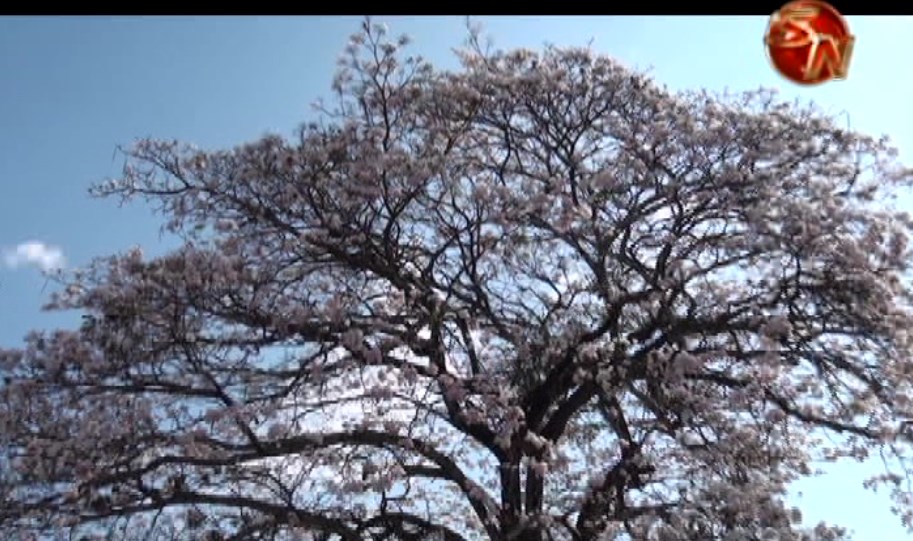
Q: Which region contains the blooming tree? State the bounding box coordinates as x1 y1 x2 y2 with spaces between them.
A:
3 20 913 541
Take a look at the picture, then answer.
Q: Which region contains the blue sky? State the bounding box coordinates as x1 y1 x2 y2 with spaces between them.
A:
1 15 911 540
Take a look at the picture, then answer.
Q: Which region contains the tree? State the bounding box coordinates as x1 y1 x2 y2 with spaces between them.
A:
2 19 913 541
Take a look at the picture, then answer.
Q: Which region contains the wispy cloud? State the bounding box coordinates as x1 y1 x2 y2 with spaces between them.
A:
2 241 66 272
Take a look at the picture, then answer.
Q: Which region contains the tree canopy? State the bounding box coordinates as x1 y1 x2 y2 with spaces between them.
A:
3 20 913 541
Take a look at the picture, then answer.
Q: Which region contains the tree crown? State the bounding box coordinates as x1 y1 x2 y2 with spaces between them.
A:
2 19 912 541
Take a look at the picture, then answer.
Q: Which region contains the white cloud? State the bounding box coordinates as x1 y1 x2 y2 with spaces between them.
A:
2 241 66 272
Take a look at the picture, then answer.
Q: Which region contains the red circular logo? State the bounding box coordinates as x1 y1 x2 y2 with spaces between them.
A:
764 0 855 85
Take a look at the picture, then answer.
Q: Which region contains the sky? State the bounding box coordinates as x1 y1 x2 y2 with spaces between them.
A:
1 15 912 540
